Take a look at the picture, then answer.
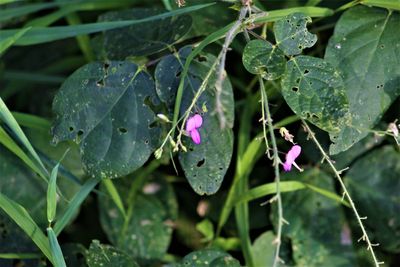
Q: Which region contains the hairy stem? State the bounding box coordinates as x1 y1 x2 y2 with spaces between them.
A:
259 78 284 267
302 120 383 267
215 6 248 129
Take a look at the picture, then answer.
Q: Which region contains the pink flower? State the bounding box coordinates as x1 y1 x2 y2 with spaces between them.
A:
283 145 302 172
186 114 203 145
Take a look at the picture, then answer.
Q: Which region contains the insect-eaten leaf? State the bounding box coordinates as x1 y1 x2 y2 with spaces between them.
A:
242 39 286 80
86 240 139 267
98 8 192 60
274 12 317 56
325 6 400 154
52 61 161 179
281 55 350 133
98 177 177 265
345 146 400 253
155 46 234 195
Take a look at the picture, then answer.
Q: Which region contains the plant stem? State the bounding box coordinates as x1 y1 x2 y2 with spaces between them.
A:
302 120 383 267
259 77 283 267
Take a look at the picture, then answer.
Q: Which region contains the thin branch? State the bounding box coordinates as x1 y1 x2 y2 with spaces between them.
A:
302 120 384 267
259 77 284 267
214 6 249 129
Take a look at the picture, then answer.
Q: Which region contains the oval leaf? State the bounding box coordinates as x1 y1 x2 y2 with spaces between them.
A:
99 8 192 59
52 61 160 178
345 146 400 253
176 249 240 267
274 12 317 56
325 6 400 154
281 55 350 132
86 240 139 267
242 39 286 80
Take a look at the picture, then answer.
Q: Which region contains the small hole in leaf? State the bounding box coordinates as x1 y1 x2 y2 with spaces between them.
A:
219 167 223 170
118 127 127 134
296 78 300 84
298 45 303 50
292 87 299 92
69 126 74 132
380 44 385 49
96 80 105 87
189 147 194 152
291 36 295 40
286 19 290 23
197 55 207 62
77 130 84 136
144 139 149 145
197 159 205 167
303 69 309 74
175 71 182 78
149 121 157 129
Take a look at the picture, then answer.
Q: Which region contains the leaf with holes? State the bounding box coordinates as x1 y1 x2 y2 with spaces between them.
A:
173 249 240 267
98 8 192 60
242 39 286 80
52 61 161 178
85 240 139 267
325 6 400 154
272 168 357 266
345 146 400 253
274 12 317 56
155 47 234 195
281 55 350 133
98 176 177 264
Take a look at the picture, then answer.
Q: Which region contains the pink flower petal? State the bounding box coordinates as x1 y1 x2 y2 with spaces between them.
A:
190 129 201 144
283 145 301 172
283 162 292 172
186 116 196 132
193 114 203 128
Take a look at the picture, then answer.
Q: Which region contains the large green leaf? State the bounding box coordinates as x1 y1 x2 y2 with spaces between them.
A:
251 231 275 267
345 146 400 253
273 168 356 266
281 55 350 133
98 8 192 59
52 61 161 178
174 249 240 267
155 47 234 195
273 12 317 56
85 240 139 267
325 6 400 154
98 176 177 264
242 39 286 80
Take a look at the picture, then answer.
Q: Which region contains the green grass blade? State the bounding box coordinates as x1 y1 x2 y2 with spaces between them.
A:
305 183 350 207
235 181 306 205
0 97 48 178
0 27 31 56
253 7 334 24
0 126 48 181
0 2 58 22
47 163 60 224
47 228 66 267
102 179 126 218
12 112 51 131
0 0 24 5
0 193 53 264
361 0 400 11
0 253 41 259
54 177 101 236
0 3 214 46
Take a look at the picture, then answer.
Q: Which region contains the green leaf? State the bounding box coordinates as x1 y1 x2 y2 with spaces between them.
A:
273 12 317 56
325 6 400 154
242 39 286 80
0 193 53 264
47 164 60 223
98 176 177 264
251 231 275 267
273 168 357 266
47 228 66 267
196 219 214 242
345 146 400 253
85 240 139 267
156 47 234 195
175 249 240 267
99 8 192 59
0 27 31 56
281 55 350 133
52 61 160 178
361 0 400 11
0 3 213 46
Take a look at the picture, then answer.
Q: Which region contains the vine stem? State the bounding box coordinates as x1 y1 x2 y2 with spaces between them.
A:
302 120 383 267
259 78 284 267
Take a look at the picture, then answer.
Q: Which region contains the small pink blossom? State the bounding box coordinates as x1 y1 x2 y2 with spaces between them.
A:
186 114 203 145
283 145 302 172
